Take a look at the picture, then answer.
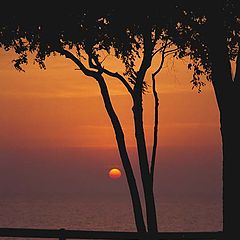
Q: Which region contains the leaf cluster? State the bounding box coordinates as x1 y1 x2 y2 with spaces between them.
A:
0 2 239 91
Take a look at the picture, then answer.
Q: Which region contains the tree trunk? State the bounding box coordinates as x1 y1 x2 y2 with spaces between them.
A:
206 13 240 239
150 73 159 183
96 75 146 232
132 94 158 233
213 64 240 240
220 101 240 240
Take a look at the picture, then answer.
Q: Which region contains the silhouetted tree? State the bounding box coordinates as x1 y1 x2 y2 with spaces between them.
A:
167 1 240 239
0 5 178 234
2 3 235 238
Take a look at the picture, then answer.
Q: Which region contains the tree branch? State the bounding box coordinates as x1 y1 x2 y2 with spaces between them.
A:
86 50 134 96
150 47 165 182
57 48 98 77
152 40 172 57
102 68 134 96
134 29 154 95
88 54 98 70
149 43 178 182
234 47 240 86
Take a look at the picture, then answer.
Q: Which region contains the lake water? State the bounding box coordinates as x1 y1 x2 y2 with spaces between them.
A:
0 193 222 239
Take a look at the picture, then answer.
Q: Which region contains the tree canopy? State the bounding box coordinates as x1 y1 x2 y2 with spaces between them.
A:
1 2 239 86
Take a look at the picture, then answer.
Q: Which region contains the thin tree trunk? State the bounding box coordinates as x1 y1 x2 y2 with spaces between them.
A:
132 94 158 233
150 74 159 184
96 75 146 233
150 46 166 182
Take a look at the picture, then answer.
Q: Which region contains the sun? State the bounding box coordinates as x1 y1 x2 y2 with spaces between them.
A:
108 168 122 179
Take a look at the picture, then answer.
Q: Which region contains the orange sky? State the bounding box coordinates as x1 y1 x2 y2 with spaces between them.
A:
0 49 222 201
0 49 221 149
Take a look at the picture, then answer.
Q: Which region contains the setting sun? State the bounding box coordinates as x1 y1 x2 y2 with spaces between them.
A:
108 168 122 179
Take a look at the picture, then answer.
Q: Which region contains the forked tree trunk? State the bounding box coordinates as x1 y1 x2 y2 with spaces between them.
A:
60 49 146 232
132 94 158 233
60 40 158 233
130 29 158 233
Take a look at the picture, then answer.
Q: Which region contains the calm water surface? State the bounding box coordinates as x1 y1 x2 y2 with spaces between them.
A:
0 194 222 240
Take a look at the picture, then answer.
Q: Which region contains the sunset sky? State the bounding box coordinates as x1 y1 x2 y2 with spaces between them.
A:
0 48 222 201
